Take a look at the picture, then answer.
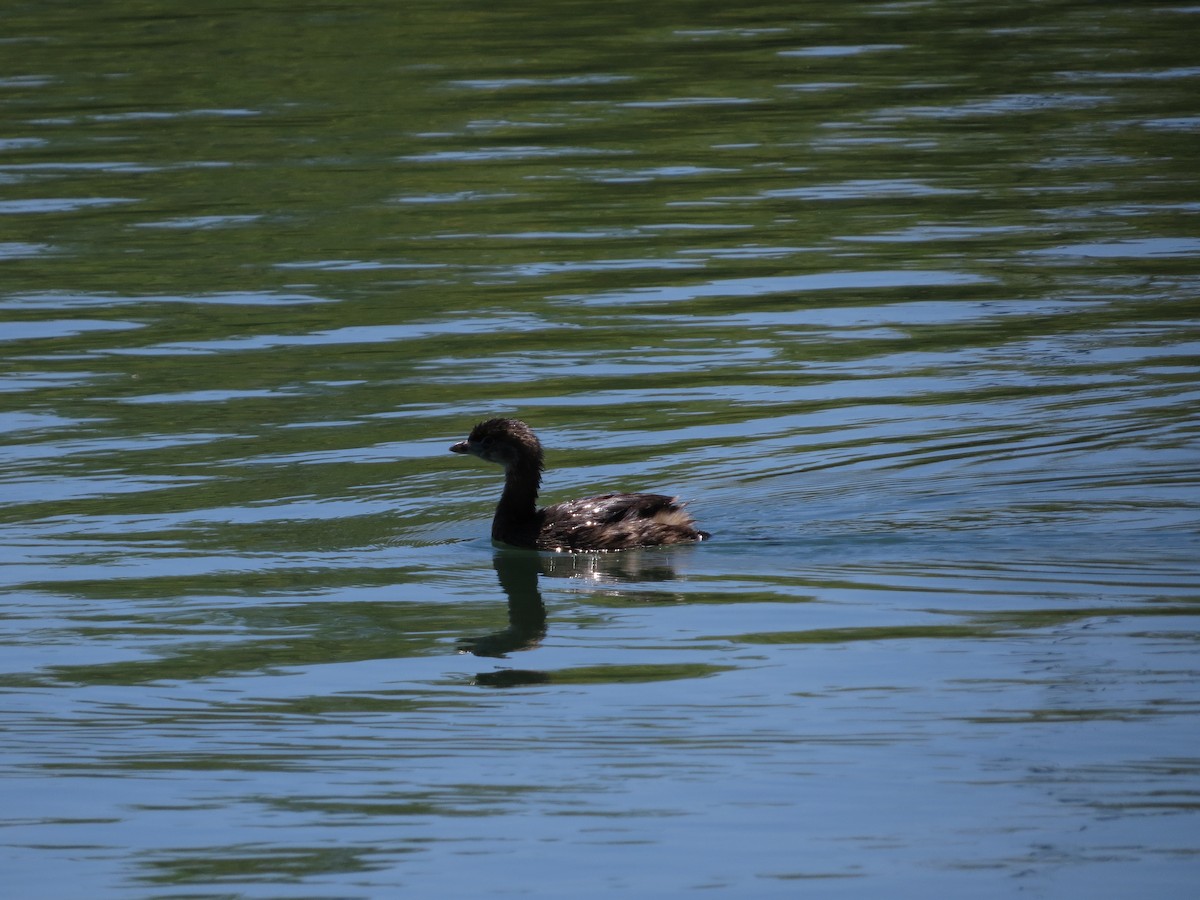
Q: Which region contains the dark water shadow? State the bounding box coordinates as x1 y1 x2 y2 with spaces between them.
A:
456 550 548 660
459 547 699 688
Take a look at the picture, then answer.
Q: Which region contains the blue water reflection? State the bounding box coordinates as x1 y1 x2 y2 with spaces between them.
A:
1 0 1198 897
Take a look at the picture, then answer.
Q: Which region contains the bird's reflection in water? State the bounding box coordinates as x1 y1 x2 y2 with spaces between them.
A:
459 546 694 688
457 550 547 659
537 548 687 584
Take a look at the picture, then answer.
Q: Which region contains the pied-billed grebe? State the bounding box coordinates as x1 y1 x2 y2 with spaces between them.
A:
450 418 709 552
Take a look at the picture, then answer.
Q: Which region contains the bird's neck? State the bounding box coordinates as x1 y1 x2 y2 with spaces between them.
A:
492 461 542 547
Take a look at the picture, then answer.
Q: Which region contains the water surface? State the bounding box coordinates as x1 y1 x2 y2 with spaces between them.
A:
2 1 1199 897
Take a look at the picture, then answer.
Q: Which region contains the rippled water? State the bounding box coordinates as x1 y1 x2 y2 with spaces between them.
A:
3 1 1199 896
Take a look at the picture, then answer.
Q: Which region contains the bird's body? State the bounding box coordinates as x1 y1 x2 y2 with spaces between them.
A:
450 418 708 552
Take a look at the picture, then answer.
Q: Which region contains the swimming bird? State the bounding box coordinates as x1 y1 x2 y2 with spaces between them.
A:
450 418 708 552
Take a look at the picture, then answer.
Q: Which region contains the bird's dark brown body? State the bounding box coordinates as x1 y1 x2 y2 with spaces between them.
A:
450 418 708 552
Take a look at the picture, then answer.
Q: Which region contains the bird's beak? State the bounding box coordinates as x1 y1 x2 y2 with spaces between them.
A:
450 440 470 454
